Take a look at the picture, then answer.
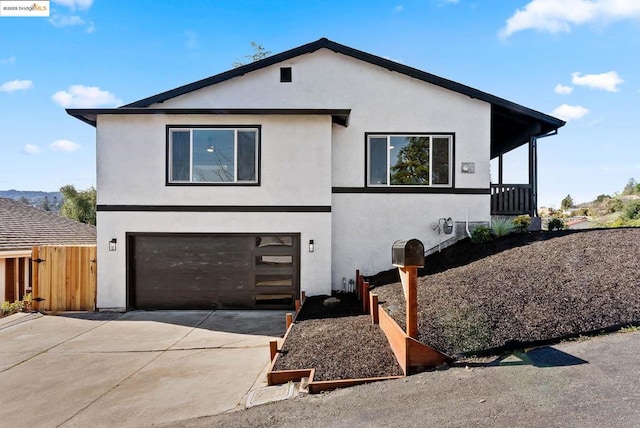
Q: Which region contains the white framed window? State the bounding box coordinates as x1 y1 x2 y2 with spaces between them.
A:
168 127 259 185
367 134 453 187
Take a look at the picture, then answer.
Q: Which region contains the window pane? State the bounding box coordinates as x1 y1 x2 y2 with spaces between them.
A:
256 275 294 287
256 255 293 266
171 131 190 181
390 136 430 185
432 137 450 185
193 130 235 182
237 131 256 182
368 137 388 185
256 236 293 247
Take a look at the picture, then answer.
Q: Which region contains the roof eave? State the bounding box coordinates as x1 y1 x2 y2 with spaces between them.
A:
66 108 352 127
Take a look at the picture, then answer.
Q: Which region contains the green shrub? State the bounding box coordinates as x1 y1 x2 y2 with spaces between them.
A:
606 198 624 214
548 217 566 231
622 199 640 221
512 215 531 233
471 225 492 243
491 217 514 237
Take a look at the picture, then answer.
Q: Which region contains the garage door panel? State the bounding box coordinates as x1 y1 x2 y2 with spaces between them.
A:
130 233 298 310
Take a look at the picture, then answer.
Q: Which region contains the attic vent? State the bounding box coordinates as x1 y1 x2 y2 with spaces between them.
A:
280 67 292 83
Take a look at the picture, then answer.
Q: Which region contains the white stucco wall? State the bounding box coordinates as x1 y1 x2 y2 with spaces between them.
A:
96 114 332 206
97 211 330 310
331 194 490 287
95 47 494 303
154 49 491 189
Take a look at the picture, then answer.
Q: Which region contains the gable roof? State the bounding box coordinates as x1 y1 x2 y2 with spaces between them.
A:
68 38 564 156
0 198 96 251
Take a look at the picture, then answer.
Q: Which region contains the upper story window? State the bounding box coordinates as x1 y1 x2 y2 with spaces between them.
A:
168 126 259 185
366 134 453 187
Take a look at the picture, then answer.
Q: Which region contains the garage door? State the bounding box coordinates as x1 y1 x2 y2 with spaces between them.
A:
129 234 299 310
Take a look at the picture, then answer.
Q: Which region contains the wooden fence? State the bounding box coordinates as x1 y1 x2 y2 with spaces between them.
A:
32 245 97 312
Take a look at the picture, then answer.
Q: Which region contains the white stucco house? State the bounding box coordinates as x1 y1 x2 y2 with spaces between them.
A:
67 38 564 311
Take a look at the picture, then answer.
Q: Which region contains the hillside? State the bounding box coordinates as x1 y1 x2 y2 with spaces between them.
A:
0 190 62 213
373 228 640 355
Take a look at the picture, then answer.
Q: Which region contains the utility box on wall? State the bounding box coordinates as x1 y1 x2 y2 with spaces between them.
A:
392 239 425 268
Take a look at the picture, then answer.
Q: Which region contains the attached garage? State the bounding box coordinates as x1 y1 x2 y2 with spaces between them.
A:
128 233 300 310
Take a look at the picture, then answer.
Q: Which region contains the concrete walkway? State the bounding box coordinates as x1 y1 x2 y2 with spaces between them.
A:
0 310 288 428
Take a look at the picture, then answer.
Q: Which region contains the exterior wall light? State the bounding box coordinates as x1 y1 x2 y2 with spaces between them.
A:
309 240 315 252
109 238 117 251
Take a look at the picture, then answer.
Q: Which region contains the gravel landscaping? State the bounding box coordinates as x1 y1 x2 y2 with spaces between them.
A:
272 294 403 380
272 228 640 380
372 228 640 356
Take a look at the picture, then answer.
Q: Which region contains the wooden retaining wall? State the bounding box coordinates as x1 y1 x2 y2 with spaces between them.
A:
32 245 97 312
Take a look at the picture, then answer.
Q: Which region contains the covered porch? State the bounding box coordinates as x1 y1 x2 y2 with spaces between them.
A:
489 104 565 216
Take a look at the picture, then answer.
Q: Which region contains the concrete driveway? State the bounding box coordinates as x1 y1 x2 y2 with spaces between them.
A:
0 309 288 427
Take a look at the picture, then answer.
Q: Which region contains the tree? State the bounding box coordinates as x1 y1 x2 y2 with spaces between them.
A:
232 42 271 68
622 178 638 196
39 195 51 211
18 196 29 204
390 137 430 185
60 185 96 225
560 194 573 211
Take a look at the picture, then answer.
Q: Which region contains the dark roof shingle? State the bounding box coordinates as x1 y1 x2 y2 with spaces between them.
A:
0 198 96 250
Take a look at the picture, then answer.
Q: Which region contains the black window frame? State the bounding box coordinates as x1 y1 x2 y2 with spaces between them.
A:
364 132 455 188
166 125 261 186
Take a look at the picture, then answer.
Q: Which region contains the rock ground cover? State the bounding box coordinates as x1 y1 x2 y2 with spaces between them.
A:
272 294 403 380
372 228 640 355
273 228 640 378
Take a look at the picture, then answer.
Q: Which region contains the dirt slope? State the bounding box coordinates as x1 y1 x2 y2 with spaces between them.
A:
373 228 640 355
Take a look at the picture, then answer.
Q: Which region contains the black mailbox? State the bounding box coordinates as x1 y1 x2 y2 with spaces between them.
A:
392 239 425 268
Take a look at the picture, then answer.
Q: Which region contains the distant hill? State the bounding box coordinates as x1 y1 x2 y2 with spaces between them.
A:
0 189 63 213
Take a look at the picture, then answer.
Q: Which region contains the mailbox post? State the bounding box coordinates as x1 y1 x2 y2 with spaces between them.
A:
392 239 425 339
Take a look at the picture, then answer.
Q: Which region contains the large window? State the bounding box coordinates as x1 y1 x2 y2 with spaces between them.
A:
367 134 452 187
168 127 259 184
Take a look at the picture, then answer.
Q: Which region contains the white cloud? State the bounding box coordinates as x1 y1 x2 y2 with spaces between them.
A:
552 104 589 121
23 144 41 154
51 0 93 10
0 79 33 92
52 85 121 108
395 5 403 12
50 139 81 152
49 14 85 27
571 71 623 92
1 56 16 65
555 84 573 94
500 0 640 38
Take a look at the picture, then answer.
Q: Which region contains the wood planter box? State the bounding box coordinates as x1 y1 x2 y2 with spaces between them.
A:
266 294 403 394
377 303 452 374
266 279 452 393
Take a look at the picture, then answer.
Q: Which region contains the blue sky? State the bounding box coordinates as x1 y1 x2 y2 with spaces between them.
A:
1 0 639 207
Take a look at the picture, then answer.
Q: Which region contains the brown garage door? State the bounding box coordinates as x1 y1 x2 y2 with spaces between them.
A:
129 234 299 310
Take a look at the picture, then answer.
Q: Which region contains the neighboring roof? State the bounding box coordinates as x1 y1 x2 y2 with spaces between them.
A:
66 37 564 156
0 198 96 251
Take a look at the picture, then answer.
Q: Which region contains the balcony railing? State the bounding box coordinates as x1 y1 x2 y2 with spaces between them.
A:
491 184 533 216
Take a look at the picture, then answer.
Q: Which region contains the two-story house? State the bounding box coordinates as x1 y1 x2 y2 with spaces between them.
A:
68 38 564 311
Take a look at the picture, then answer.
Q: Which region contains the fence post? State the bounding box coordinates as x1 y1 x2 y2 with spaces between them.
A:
269 340 278 361
286 313 293 329
370 293 379 324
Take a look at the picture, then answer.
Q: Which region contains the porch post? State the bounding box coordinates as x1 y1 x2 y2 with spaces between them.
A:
498 153 504 185
528 136 538 216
